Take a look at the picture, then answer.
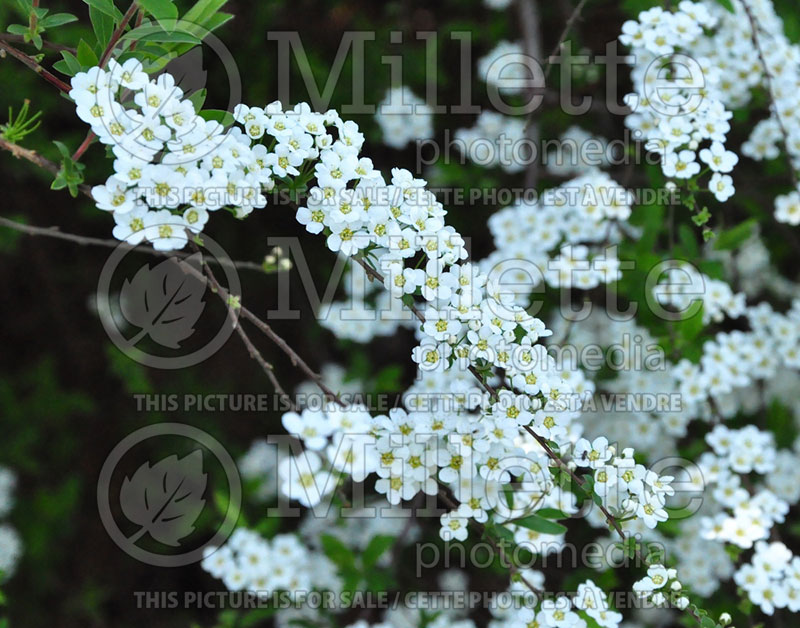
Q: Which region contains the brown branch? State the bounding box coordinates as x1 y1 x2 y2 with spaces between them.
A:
72 2 139 161
193 244 297 411
189 250 347 407
72 131 96 162
98 1 139 68
0 40 71 93
0 33 77 54
0 215 273 273
545 0 589 80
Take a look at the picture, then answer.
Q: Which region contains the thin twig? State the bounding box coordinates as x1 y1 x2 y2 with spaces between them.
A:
0 216 271 273
0 40 71 93
741 0 799 188
73 2 139 161
545 0 589 80
193 243 296 411
0 33 77 54
98 1 139 68
523 0 590 132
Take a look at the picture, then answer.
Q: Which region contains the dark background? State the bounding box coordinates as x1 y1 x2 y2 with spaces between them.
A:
1 0 798 626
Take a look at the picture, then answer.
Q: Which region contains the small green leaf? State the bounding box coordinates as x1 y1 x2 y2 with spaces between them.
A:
514 515 568 535
187 88 206 111
56 50 82 76
89 5 114 48
198 109 234 125
183 0 228 25
81 0 123 21
536 508 567 520
40 13 79 28
138 0 178 30
77 39 98 66
52 140 70 159
691 206 711 226
320 534 355 570
713 219 755 250
6 24 29 36
362 534 395 569
715 0 735 12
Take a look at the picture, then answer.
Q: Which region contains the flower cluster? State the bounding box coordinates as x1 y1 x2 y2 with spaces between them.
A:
620 2 739 198
477 41 528 95
544 127 612 177
734 541 800 615
375 87 434 150
655 263 746 324
201 528 341 605
454 111 526 173
632 564 689 609
70 60 367 250
489 578 623 628
699 425 789 549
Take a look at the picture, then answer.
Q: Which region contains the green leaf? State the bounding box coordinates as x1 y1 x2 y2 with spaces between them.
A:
199 11 233 32
197 109 234 125
536 508 567 520
125 25 201 44
89 6 114 49
714 0 735 12
692 206 711 226
55 50 82 76
81 0 123 21
320 534 355 571
6 24 29 36
40 13 79 28
77 39 98 67
183 0 228 25
713 219 756 250
138 0 178 30
52 140 70 160
187 88 206 110
362 534 395 569
514 515 567 535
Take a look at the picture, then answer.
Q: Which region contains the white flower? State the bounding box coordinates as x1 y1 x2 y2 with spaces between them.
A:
439 507 469 542
278 451 334 507
143 209 188 251
709 172 735 202
699 141 739 173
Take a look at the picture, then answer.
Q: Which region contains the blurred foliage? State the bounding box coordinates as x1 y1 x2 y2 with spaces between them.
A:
0 0 799 627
